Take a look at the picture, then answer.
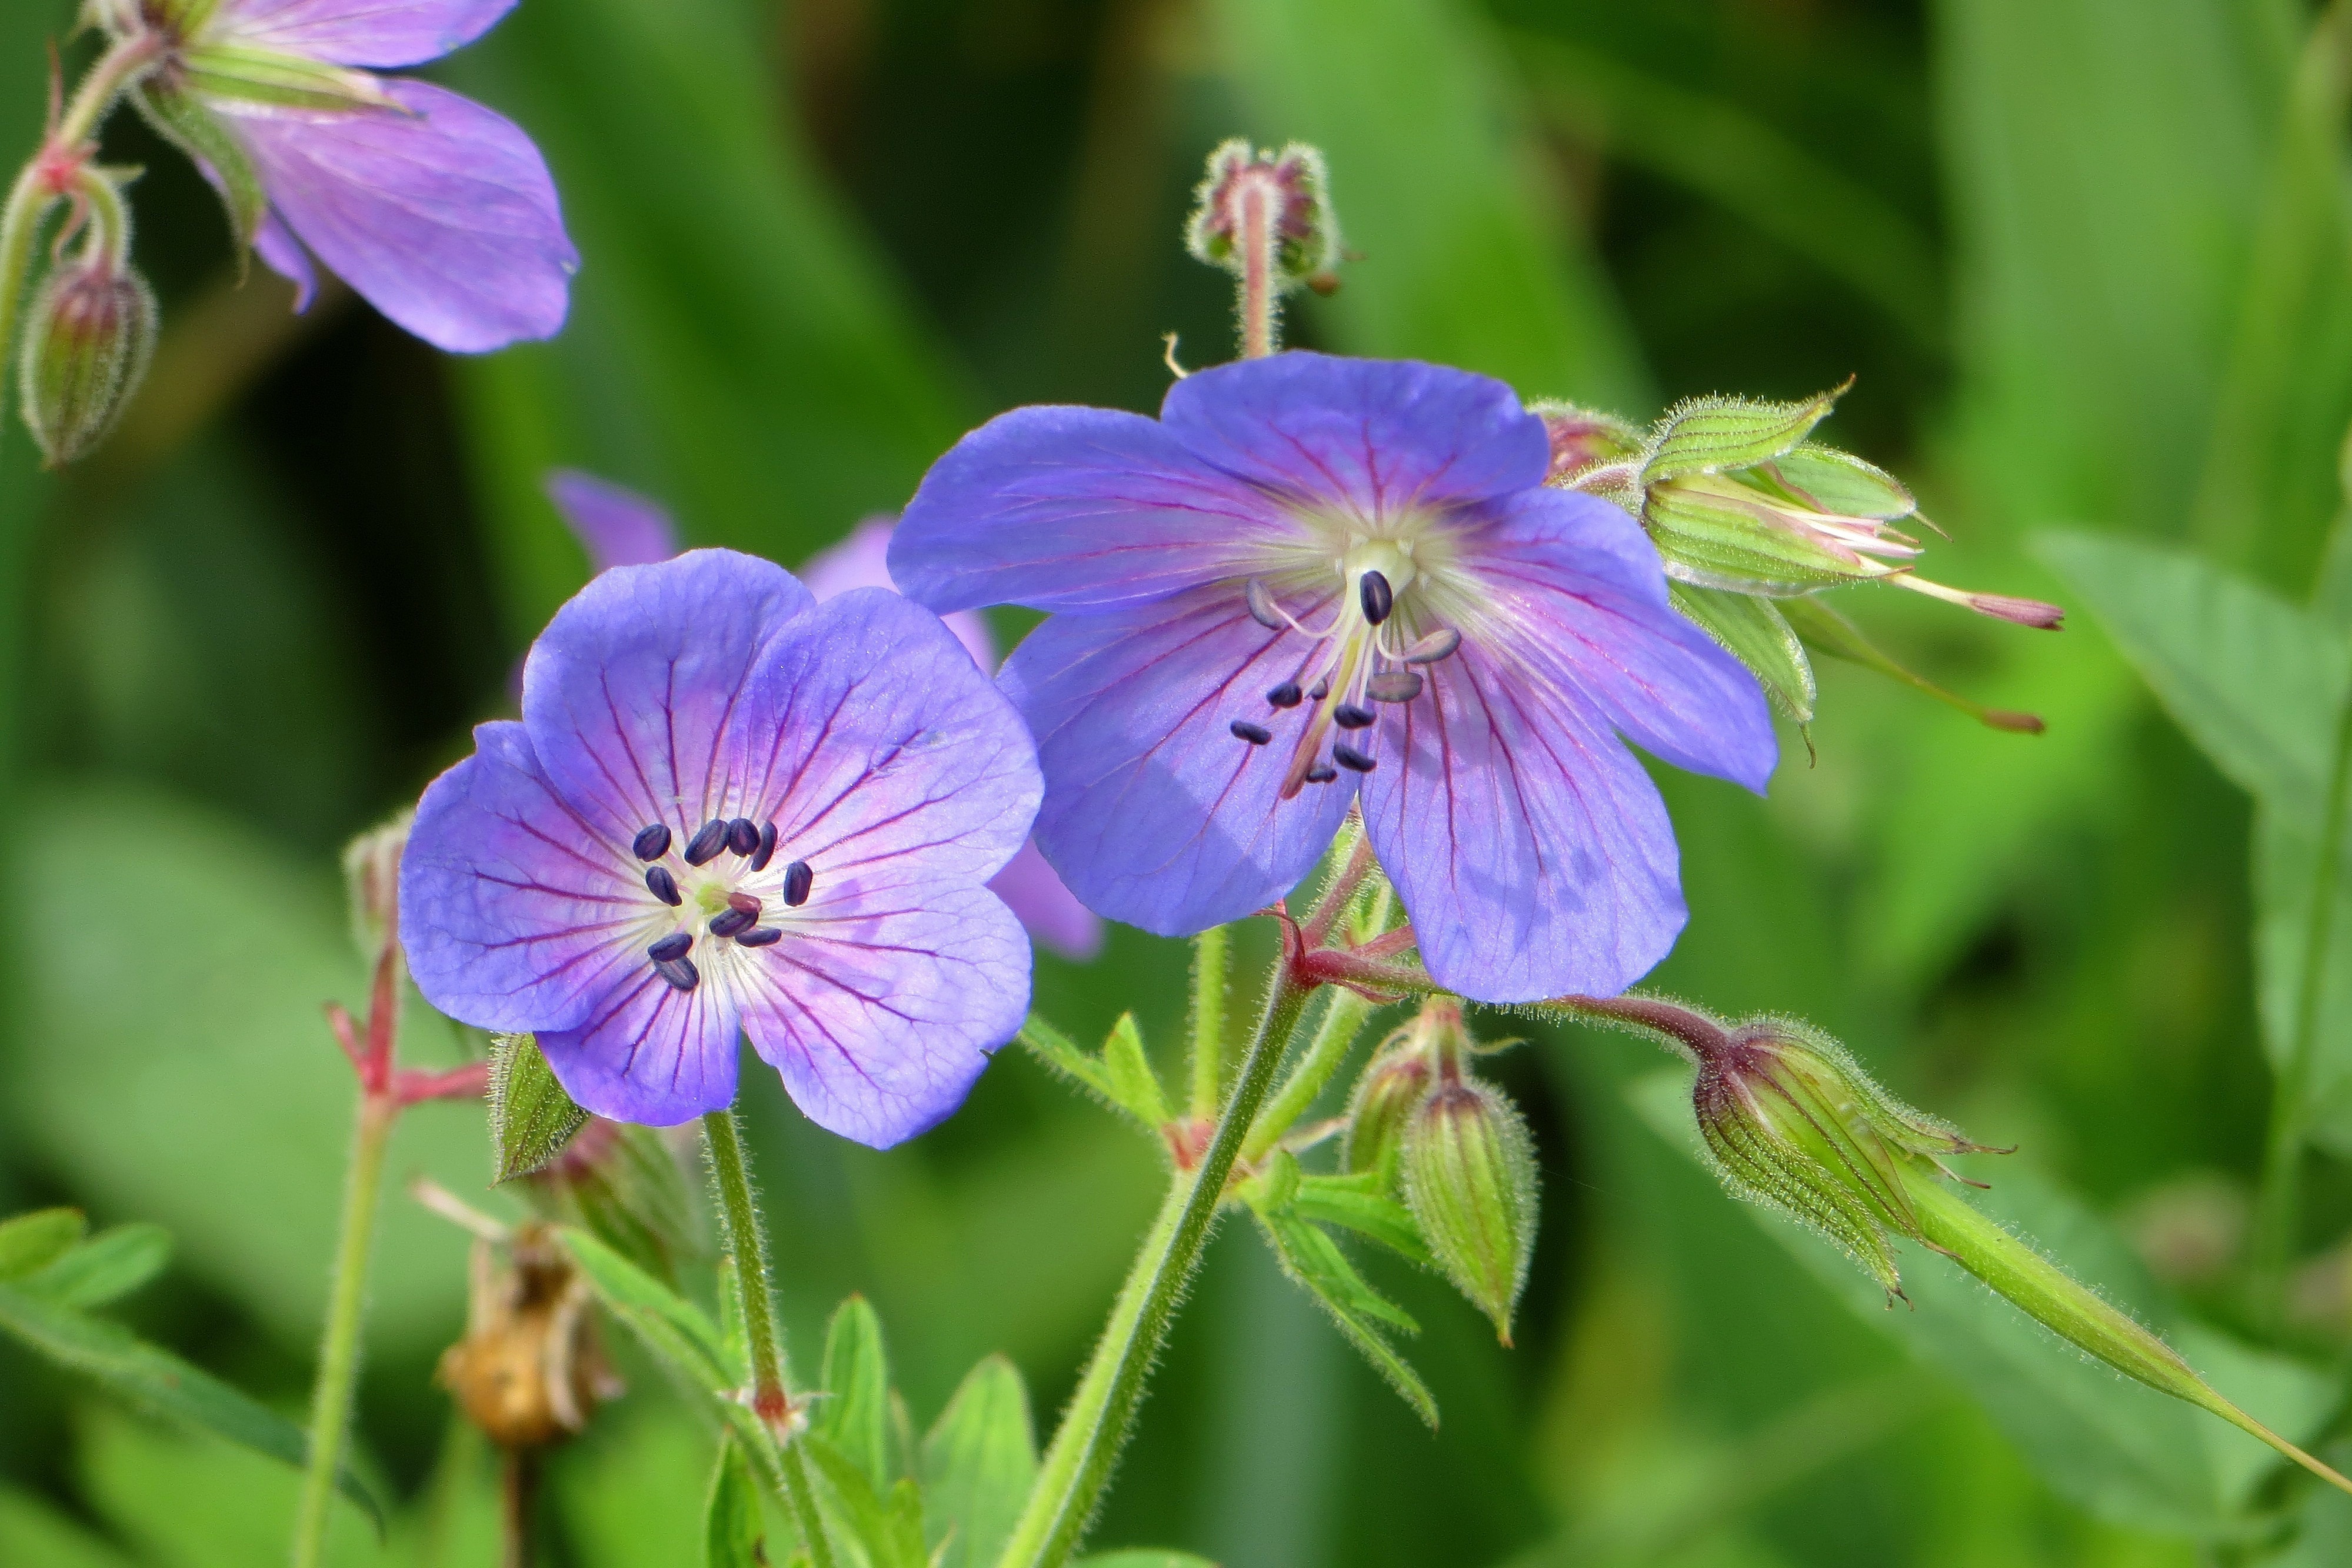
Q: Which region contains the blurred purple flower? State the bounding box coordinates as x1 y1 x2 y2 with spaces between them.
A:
400 549 1041 1144
145 0 577 352
892 352 1778 1003
547 481 1106 961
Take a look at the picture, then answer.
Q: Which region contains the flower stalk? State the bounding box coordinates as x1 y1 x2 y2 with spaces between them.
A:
289 1091 393 1568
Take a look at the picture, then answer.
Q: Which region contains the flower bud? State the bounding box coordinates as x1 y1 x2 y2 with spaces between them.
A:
1528 400 1642 486
18 251 156 468
1401 1071 1538 1345
341 810 412 962
1341 1043 1432 1182
1185 139 1340 292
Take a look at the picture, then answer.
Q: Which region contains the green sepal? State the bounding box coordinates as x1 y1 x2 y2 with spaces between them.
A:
0 1209 88 1280
921 1355 1037 1568
1670 582 1817 726
1781 595 2046 734
1645 481 1868 591
180 44 402 114
1101 1013 1170 1129
814 1296 892 1493
1641 385 1844 484
536 1122 698 1289
489 1033 590 1182
1401 1079 1539 1345
703 1432 767 1568
1251 1210 1436 1427
1762 442 1916 521
146 0 226 33
131 82 266 251
15 1223 171 1311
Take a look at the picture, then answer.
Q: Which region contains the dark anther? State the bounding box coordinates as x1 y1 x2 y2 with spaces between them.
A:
1334 743 1377 773
1245 579 1287 630
751 820 778 872
1334 703 1376 729
782 860 815 907
1359 569 1394 625
1402 627 1461 665
648 932 692 963
1230 720 1274 745
645 866 682 906
1267 681 1303 708
1308 678 1330 700
727 890 762 916
1304 763 1339 784
1368 671 1424 703
710 908 755 939
727 817 760 856
631 823 671 861
654 956 700 993
684 819 730 865
737 926 783 948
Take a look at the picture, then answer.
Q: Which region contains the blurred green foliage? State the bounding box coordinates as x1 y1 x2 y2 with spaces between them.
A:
4 0 2351 1563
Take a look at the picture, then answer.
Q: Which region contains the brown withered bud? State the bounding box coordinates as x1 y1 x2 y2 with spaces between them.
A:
438 1225 622 1449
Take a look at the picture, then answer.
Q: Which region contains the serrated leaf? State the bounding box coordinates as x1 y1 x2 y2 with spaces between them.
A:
1017 1015 1116 1103
1763 443 1917 521
490 1033 590 1182
921 1354 1037 1568
130 84 266 250
815 1296 891 1492
1101 1013 1170 1127
1252 1212 1436 1427
1643 388 1842 483
18 1225 171 1311
704 1432 766 1568
0 1209 87 1280
1670 583 1817 725
1290 1173 1434 1269
0 1280 386 1533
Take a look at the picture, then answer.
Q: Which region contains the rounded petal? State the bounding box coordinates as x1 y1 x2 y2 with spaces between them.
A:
988 839 1104 961
221 79 577 353
736 588 1039 885
521 548 812 850
1464 488 1778 792
802 516 997 670
212 0 518 68
892 405 1299 615
253 208 318 311
998 586 1356 936
547 469 679 575
1362 644 1687 1003
538 968 741 1127
399 721 658 1033
1161 352 1550 513
741 880 1029 1148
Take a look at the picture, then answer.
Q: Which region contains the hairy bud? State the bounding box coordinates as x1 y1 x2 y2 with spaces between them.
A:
341 809 412 962
18 249 155 468
1341 1043 1432 1182
1529 400 1642 487
1401 1066 1538 1346
1185 139 1341 292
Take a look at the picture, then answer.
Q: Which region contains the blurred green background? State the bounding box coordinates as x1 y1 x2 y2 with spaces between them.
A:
5 0 2352 1563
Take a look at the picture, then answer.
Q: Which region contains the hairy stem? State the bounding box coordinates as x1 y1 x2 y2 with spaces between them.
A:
1242 989 1375 1165
1188 926 1230 1119
995 968 1314 1568
0 169 52 426
1237 176 1277 359
290 1094 394 1568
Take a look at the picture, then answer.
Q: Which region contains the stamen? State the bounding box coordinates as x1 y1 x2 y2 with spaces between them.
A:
1231 720 1274 745
1308 678 1330 700
1368 672 1423 702
1267 681 1303 708
1333 743 1376 773
1245 579 1287 630
1359 569 1394 626
1304 763 1338 784
782 860 814 907
645 866 682 906
1334 703 1375 729
727 817 761 856
654 956 700 993
683 819 729 866
751 820 778 872
1402 628 1461 665
737 926 782 948
709 908 755 939
647 933 691 963
727 891 762 917
631 823 671 861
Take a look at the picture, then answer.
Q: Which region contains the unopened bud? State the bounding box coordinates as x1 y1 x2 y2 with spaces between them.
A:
1341 1044 1432 1182
341 809 412 962
1185 139 1340 292
19 252 156 468
1529 400 1642 486
1401 1070 1538 1345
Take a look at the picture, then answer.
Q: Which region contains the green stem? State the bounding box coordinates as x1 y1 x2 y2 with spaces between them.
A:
2250 687 2352 1320
54 33 165 149
1241 989 1375 1165
1236 176 1277 359
1187 926 1229 1120
0 168 52 425
700 1109 837 1568
995 968 1315 1568
290 1094 394 1568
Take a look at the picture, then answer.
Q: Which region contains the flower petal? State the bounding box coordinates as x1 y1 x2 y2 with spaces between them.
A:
803 516 998 672
987 839 1104 961
1462 488 1778 792
399 720 655 1033
252 208 318 310
736 588 1038 886
891 406 1298 615
212 0 517 69
1363 646 1687 1003
739 879 1028 1149
219 78 577 353
522 549 813 850
547 469 679 575
1161 352 1551 514
538 967 741 1127
997 586 1357 935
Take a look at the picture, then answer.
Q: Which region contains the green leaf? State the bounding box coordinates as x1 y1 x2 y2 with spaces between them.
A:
2256 806 2352 1155
703 1432 766 1568
558 1226 734 1394
17 1224 172 1310
1017 1014 1117 1104
489 1033 591 1182
814 1296 892 1493
1075 1555 1221 1568
1251 1211 1436 1428
1101 1013 1170 1128
1670 583 1817 726
0 1208 86 1280
802 1430 924 1568
1288 1172 1434 1269
0 1279 387 1534
1642 389 1843 485
921 1355 1038 1568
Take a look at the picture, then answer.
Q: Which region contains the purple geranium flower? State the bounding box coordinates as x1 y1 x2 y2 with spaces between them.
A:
134 0 576 352
545 476 1106 962
399 548 1041 1145
891 352 1778 1003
